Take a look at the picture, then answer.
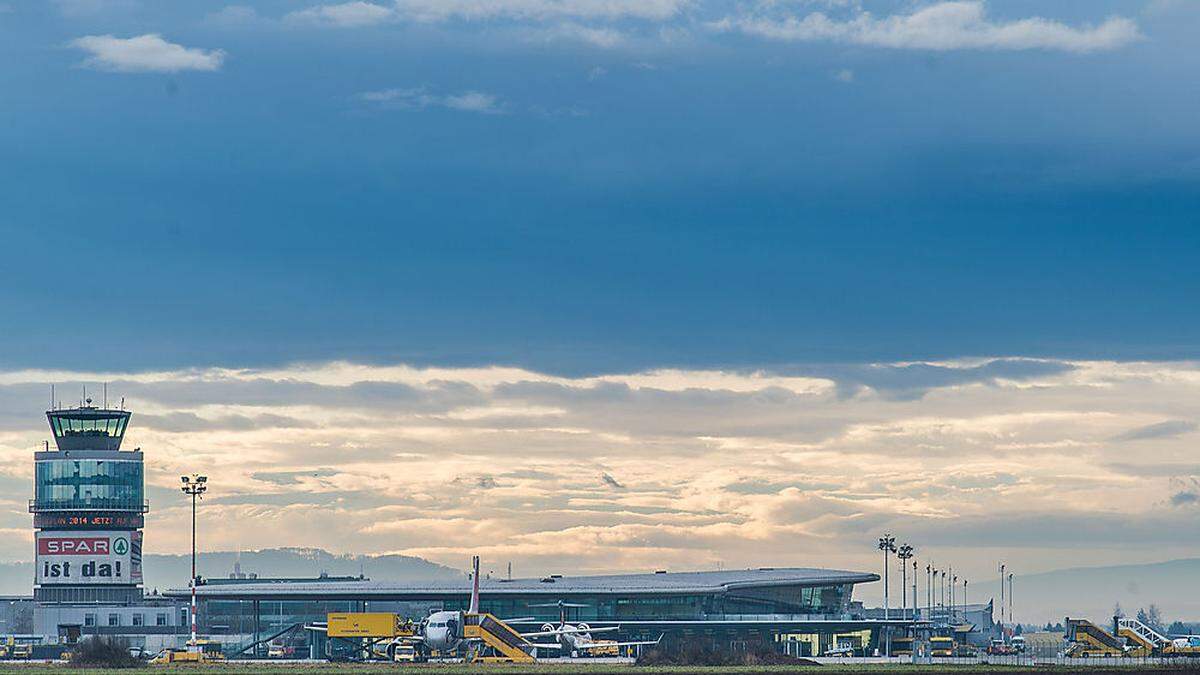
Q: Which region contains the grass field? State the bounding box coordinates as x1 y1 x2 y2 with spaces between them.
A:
0 664 1197 675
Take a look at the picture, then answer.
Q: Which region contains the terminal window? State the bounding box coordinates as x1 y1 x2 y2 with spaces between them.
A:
108 613 119 627
132 613 143 627
84 613 95 627
157 613 167 626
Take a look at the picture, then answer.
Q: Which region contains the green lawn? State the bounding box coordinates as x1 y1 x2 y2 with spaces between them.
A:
0 665 1197 675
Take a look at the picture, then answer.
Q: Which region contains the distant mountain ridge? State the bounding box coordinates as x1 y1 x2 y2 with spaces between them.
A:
0 547 463 596
975 558 1200 625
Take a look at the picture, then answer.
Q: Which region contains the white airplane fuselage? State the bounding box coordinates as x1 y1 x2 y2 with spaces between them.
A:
422 610 465 654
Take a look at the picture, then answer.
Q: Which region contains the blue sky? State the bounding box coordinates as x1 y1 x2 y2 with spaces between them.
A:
2 1 1200 614
2 0 1198 374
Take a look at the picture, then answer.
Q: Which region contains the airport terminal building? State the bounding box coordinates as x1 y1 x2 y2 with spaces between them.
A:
167 567 891 656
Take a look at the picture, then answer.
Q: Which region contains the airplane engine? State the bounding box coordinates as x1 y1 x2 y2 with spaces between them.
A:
578 623 591 635
541 623 556 633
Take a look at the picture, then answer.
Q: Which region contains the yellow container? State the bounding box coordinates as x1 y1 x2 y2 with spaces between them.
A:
327 612 407 638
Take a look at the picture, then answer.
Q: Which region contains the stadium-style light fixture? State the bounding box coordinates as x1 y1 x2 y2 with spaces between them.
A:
180 473 208 647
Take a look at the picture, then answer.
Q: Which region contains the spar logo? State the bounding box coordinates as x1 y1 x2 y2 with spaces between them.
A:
38 536 111 555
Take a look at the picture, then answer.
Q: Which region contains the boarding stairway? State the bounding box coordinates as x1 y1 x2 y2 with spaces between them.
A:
1117 618 1169 656
1066 618 1127 656
464 613 536 663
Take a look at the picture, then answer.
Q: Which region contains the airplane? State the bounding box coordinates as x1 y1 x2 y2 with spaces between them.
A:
519 599 662 657
388 557 658 661
389 555 534 661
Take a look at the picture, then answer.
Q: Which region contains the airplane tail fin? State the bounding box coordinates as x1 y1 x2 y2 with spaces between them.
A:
469 555 480 614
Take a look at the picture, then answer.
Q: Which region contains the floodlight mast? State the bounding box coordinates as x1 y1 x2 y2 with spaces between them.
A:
877 533 897 656
897 544 914 621
181 474 208 647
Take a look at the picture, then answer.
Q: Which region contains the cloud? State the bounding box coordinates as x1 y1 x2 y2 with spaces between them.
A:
712 1 1140 53
1111 419 1197 442
5 357 1200 585
359 88 505 114
252 468 340 486
391 0 686 22
285 0 684 26
286 1 393 27
527 23 626 48
832 68 853 82
1170 491 1199 507
70 34 225 73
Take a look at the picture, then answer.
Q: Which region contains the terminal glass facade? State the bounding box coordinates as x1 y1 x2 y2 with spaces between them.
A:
196 583 856 637
34 458 144 511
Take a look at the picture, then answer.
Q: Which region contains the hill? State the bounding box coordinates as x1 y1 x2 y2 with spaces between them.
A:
982 558 1200 625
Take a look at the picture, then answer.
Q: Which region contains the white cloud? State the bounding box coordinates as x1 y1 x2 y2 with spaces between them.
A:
391 0 686 22
5 356 1200 599
442 91 504 113
359 87 506 114
285 0 684 25
833 67 853 82
712 1 1140 53
286 1 394 27
70 34 225 72
527 22 626 48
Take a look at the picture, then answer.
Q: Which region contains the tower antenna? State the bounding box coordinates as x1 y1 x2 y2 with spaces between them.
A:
104 383 108 409
50 384 55 411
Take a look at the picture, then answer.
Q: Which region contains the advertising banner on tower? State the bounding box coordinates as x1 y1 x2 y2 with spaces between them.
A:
36 530 134 585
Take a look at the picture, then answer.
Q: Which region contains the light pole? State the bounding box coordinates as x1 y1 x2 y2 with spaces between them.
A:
912 560 918 622
948 565 953 617
1008 572 1014 628
877 533 896 656
926 564 932 618
951 574 958 622
998 563 1006 627
181 474 208 647
897 545 914 621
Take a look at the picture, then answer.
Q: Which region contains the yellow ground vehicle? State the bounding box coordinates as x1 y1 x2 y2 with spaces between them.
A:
392 643 417 662
890 636 914 656
151 641 225 663
930 636 956 656
9 644 31 659
0 638 32 660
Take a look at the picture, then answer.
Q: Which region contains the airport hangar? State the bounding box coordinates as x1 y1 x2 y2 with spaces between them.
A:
166 567 892 656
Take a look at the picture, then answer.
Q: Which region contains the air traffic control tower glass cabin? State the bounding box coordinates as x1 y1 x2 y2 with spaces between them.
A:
32 401 146 604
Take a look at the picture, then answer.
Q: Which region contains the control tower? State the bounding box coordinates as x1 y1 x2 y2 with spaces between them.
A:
31 400 146 605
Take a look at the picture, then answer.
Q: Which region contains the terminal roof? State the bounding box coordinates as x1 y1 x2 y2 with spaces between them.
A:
172 567 878 599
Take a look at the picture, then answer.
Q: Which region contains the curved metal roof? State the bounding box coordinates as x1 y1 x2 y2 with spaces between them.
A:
172 567 878 599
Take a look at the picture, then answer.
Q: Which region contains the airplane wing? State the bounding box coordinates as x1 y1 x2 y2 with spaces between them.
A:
526 642 564 649
575 636 664 650
520 626 620 638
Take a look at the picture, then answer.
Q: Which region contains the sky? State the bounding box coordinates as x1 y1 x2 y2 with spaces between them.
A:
1 0 1199 617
